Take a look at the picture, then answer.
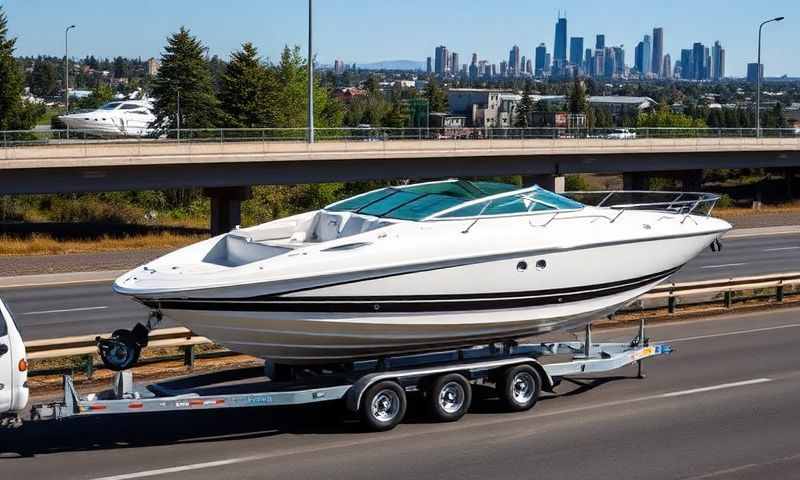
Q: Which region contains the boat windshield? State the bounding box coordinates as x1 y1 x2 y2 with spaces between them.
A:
324 180 584 221
100 102 123 110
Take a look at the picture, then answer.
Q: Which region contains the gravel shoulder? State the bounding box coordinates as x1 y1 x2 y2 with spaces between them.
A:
0 249 172 276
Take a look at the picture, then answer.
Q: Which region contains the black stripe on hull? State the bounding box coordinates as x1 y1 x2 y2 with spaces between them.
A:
143 266 679 314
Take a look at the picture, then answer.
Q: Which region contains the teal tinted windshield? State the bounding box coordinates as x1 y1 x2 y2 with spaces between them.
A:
323 181 582 221
435 186 583 219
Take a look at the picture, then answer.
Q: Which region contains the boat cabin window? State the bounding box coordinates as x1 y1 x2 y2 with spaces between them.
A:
101 102 123 110
119 103 141 110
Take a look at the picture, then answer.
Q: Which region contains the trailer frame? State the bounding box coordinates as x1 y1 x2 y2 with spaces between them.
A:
25 319 672 430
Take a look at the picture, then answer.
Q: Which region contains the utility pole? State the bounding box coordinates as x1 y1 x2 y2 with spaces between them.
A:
64 25 76 139
307 0 314 144
756 16 784 138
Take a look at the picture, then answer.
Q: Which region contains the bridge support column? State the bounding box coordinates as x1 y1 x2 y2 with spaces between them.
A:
523 174 565 193
623 172 649 191
680 170 704 191
204 186 252 236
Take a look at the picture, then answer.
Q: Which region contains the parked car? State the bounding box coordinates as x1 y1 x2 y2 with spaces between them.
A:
606 128 637 140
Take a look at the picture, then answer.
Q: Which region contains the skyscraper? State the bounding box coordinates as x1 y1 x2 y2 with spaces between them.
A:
521 55 527 74
526 58 533 74
535 43 547 77
426 57 432 74
712 41 725 80
680 49 693 79
509 45 520 76
594 49 605 78
584 48 593 75
642 35 652 76
469 53 478 81
651 27 663 77
451 52 459 75
434 46 448 76
662 54 672 79
554 15 568 63
500 60 508 77
595 34 605 50
569 37 584 66
333 59 345 75
747 63 763 83
634 42 644 73
692 42 705 80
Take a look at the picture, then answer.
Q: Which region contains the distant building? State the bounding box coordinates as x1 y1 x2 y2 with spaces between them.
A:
332 87 367 103
680 49 693 79
569 37 584 67
534 43 547 77
426 57 432 74
651 27 664 77
693 42 706 80
747 63 763 83
146 57 160 77
642 35 652 76
526 58 533 75
434 46 448 76
554 15 568 63
662 54 672 79
448 88 505 127
508 45 520 76
595 34 605 50
712 41 725 80
451 52 459 76
333 59 345 75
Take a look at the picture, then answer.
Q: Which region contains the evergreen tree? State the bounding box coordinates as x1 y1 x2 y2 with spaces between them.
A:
151 27 224 132
424 79 447 112
30 60 58 97
515 83 534 127
0 7 40 130
384 98 407 128
219 42 276 128
567 78 588 114
270 45 343 129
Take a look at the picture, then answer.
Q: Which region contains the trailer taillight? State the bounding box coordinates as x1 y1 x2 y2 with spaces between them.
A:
18 359 27 372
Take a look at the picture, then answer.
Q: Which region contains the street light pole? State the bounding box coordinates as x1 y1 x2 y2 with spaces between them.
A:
307 0 314 144
64 25 76 113
756 16 784 138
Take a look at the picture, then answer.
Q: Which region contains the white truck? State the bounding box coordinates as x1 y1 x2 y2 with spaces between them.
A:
0 297 671 432
0 299 29 428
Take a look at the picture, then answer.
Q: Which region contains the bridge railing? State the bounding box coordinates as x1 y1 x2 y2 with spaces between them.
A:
1 127 798 148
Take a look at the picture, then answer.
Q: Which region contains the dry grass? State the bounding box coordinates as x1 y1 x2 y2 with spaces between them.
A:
715 202 800 218
0 232 207 256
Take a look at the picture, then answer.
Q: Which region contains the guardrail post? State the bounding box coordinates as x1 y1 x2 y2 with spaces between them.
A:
84 354 94 379
777 285 785 302
724 291 733 308
183 345 195 369
667 295 677 314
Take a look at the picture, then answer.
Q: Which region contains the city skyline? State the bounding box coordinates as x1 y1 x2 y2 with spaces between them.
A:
2 0 796 76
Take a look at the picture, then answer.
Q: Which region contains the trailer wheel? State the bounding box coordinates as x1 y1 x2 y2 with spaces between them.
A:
360 380 407 432
427 373 472 422
98 329 141 371
497 365 541 412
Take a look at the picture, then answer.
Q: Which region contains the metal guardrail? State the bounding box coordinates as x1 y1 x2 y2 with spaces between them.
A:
23 272 800 375
2 127 799 148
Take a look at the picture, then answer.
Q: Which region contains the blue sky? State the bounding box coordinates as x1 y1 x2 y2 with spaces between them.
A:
3 0 798 76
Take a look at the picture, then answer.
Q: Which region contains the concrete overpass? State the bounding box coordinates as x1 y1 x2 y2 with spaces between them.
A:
2 137 799 232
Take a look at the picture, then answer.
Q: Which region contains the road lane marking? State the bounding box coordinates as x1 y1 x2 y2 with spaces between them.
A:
699 262 747 269
664 323 800 343
763 246 800 252
87 377 775 480
660 378 772 398
22 306 108 316
682 452 800 479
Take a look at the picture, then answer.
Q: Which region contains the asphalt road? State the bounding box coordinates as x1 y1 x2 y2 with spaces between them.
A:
1 230 798 340
3 308 800 479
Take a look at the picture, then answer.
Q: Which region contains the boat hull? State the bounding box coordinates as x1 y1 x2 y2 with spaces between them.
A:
145 230 717 363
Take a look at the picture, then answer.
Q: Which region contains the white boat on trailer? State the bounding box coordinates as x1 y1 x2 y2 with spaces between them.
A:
107 179 729 370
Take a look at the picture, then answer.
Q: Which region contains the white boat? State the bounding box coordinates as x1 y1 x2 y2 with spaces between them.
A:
108 180 731 369
58 99 156 137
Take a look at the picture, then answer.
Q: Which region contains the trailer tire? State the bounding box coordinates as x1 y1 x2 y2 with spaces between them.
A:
427 373 472 422
98 329 141 371
497 365 541 412
360 380 407 432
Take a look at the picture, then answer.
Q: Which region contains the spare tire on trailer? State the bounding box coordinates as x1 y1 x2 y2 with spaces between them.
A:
359 380 407 432
497 364 541 412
